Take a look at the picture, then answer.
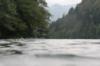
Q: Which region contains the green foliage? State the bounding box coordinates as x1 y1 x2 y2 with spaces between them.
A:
0 0 50 38
49 0 100 39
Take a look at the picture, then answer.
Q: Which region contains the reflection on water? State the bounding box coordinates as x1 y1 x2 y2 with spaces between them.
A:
0 39 100 66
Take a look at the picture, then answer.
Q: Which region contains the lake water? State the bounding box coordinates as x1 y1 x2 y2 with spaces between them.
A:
0 39 100 66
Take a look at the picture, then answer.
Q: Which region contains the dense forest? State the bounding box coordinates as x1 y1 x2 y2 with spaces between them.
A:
0 0 50 38
49 0 100 39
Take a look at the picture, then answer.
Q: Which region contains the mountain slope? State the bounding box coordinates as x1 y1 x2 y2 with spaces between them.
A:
48 4 74 21
49 0 100 39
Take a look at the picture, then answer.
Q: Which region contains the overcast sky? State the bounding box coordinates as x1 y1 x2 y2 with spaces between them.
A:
46 0 82 21
46 0 82 6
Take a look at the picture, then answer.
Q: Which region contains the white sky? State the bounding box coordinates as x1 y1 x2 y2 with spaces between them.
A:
46 0 82 6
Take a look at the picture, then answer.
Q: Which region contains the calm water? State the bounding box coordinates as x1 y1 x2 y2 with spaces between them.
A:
0 39 100 66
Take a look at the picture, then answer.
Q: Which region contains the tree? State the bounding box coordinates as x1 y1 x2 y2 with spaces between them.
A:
0 0 50 38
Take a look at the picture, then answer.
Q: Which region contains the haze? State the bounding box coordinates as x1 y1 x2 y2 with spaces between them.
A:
46 0 82 6
46 0 82 21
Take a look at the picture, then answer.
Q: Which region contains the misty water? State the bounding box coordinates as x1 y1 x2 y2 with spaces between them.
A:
0 39 100 66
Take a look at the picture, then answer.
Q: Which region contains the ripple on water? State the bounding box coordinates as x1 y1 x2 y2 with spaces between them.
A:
0 39 100 66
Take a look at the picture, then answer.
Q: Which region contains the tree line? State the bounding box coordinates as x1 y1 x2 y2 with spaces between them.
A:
49 0 100 39
0 0 50 38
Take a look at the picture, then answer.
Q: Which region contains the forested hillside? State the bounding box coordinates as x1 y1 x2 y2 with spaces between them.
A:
49 0 100 39
0 0 50 38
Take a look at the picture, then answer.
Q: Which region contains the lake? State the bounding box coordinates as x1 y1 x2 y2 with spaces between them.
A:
0 39 100 66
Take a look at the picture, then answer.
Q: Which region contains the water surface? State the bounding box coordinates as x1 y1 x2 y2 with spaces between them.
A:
0 39 100 66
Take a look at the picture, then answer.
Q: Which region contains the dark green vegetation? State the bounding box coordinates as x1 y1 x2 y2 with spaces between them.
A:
49 0 100 39
0 0 50 38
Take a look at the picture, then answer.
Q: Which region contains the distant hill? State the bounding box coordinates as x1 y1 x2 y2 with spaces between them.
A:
49 0 100 39
48 4 74 21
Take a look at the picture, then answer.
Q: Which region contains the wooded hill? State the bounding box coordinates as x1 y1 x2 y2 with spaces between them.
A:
49 0 100 39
